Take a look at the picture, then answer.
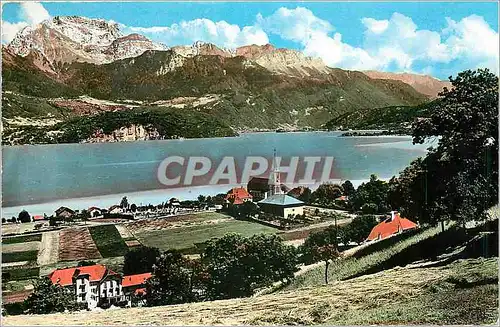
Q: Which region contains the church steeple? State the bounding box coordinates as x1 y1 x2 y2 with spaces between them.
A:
270 148 282 195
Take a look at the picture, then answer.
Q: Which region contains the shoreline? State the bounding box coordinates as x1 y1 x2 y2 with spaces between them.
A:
1 179 376 218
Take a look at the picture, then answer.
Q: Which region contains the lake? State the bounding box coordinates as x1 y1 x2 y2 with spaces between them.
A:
2 132 437 217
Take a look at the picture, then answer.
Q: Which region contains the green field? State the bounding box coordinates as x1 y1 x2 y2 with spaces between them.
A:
2 234 42 244
2 267 40 281
39 256 125 276
89 225 129 258
2 250 38 263
134 220 278 252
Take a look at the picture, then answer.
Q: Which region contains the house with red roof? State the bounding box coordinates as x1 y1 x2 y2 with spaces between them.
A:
122 272 152 305
48 265 155 309
48 264 124 309
366 211 418 242
225 187 253 205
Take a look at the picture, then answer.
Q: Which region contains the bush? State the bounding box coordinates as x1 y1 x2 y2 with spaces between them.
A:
24 277 80 314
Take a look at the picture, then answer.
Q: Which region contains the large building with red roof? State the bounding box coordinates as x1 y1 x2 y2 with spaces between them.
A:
225 186 253 205
49 264 123 309
366 212 418 242
48 265 153 309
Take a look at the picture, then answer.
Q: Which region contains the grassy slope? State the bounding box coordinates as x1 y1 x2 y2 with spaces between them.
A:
3 258 497 325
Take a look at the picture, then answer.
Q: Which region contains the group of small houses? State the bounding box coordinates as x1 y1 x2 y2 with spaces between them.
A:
48 265 151 309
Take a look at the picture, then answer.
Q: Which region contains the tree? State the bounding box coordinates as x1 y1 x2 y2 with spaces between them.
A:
202 233 298 300
313 244 340 284
238 201 259 218
130 203 137 212
197 195 206 204
144 250 200 306
404 69 498 225
341 180 356 197
24 277 81 314
313 183 344 205
123 246 160 275
351 175 389 213
343 215 378 244
2 218 6 224
300 226 337 264
9 217 16 223
18 210 31 223
120 196 129 209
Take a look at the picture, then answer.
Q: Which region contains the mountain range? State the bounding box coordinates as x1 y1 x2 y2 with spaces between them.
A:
2 16 451 144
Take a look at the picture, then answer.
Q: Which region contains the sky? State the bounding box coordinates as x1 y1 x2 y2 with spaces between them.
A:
1 1 499 79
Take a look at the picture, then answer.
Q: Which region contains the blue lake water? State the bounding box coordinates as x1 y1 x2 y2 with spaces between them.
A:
1 132 437 217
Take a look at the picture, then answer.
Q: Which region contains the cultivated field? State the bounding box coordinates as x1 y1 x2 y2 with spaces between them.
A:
128 212 278 251
58 227 102 261
4 258 497 325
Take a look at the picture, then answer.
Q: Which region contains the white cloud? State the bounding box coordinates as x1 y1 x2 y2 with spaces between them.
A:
126 18 269 49
2 21 28 43
361 18 389 34
19 2 50 25
443 15 499 72
257 7 499 75
256 7 332 43
2 2 51 43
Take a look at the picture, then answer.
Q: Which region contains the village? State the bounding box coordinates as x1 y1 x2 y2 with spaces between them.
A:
2 162 427 313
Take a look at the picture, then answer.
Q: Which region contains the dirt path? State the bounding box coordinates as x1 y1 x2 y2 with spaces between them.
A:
37 231 60 266
115 224 134 239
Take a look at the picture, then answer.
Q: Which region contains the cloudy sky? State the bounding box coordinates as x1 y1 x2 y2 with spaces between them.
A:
2 1 498 79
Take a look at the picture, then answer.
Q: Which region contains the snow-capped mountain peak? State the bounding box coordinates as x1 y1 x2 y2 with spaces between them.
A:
7 16 167 65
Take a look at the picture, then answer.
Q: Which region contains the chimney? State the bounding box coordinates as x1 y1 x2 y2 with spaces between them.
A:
390 211 396 221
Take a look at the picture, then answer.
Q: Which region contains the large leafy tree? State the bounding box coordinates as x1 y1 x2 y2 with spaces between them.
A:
392 69 498 225
312 183 344 205
123 246 160 275
202 233 297 300
343 215 378 244
351 174 389 213
24 277 80 314
144 250 203 306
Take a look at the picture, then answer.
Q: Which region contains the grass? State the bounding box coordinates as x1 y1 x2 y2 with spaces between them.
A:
134 220 278 252
2 250 38 263
2 267 40 281
284 224 448 290
2 234 42 244
89 225 129 258
3 257 497 325
2 279 35 292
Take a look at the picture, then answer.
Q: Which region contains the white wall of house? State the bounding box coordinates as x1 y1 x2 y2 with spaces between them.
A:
284 206 304 218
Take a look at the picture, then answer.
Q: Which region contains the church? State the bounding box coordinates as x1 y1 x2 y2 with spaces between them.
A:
256 150 305 218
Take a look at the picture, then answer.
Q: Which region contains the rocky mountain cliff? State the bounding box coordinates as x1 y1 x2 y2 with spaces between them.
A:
7 16 168 65
363 71 451 99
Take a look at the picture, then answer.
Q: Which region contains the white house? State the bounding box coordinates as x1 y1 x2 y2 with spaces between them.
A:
49 264 124 309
